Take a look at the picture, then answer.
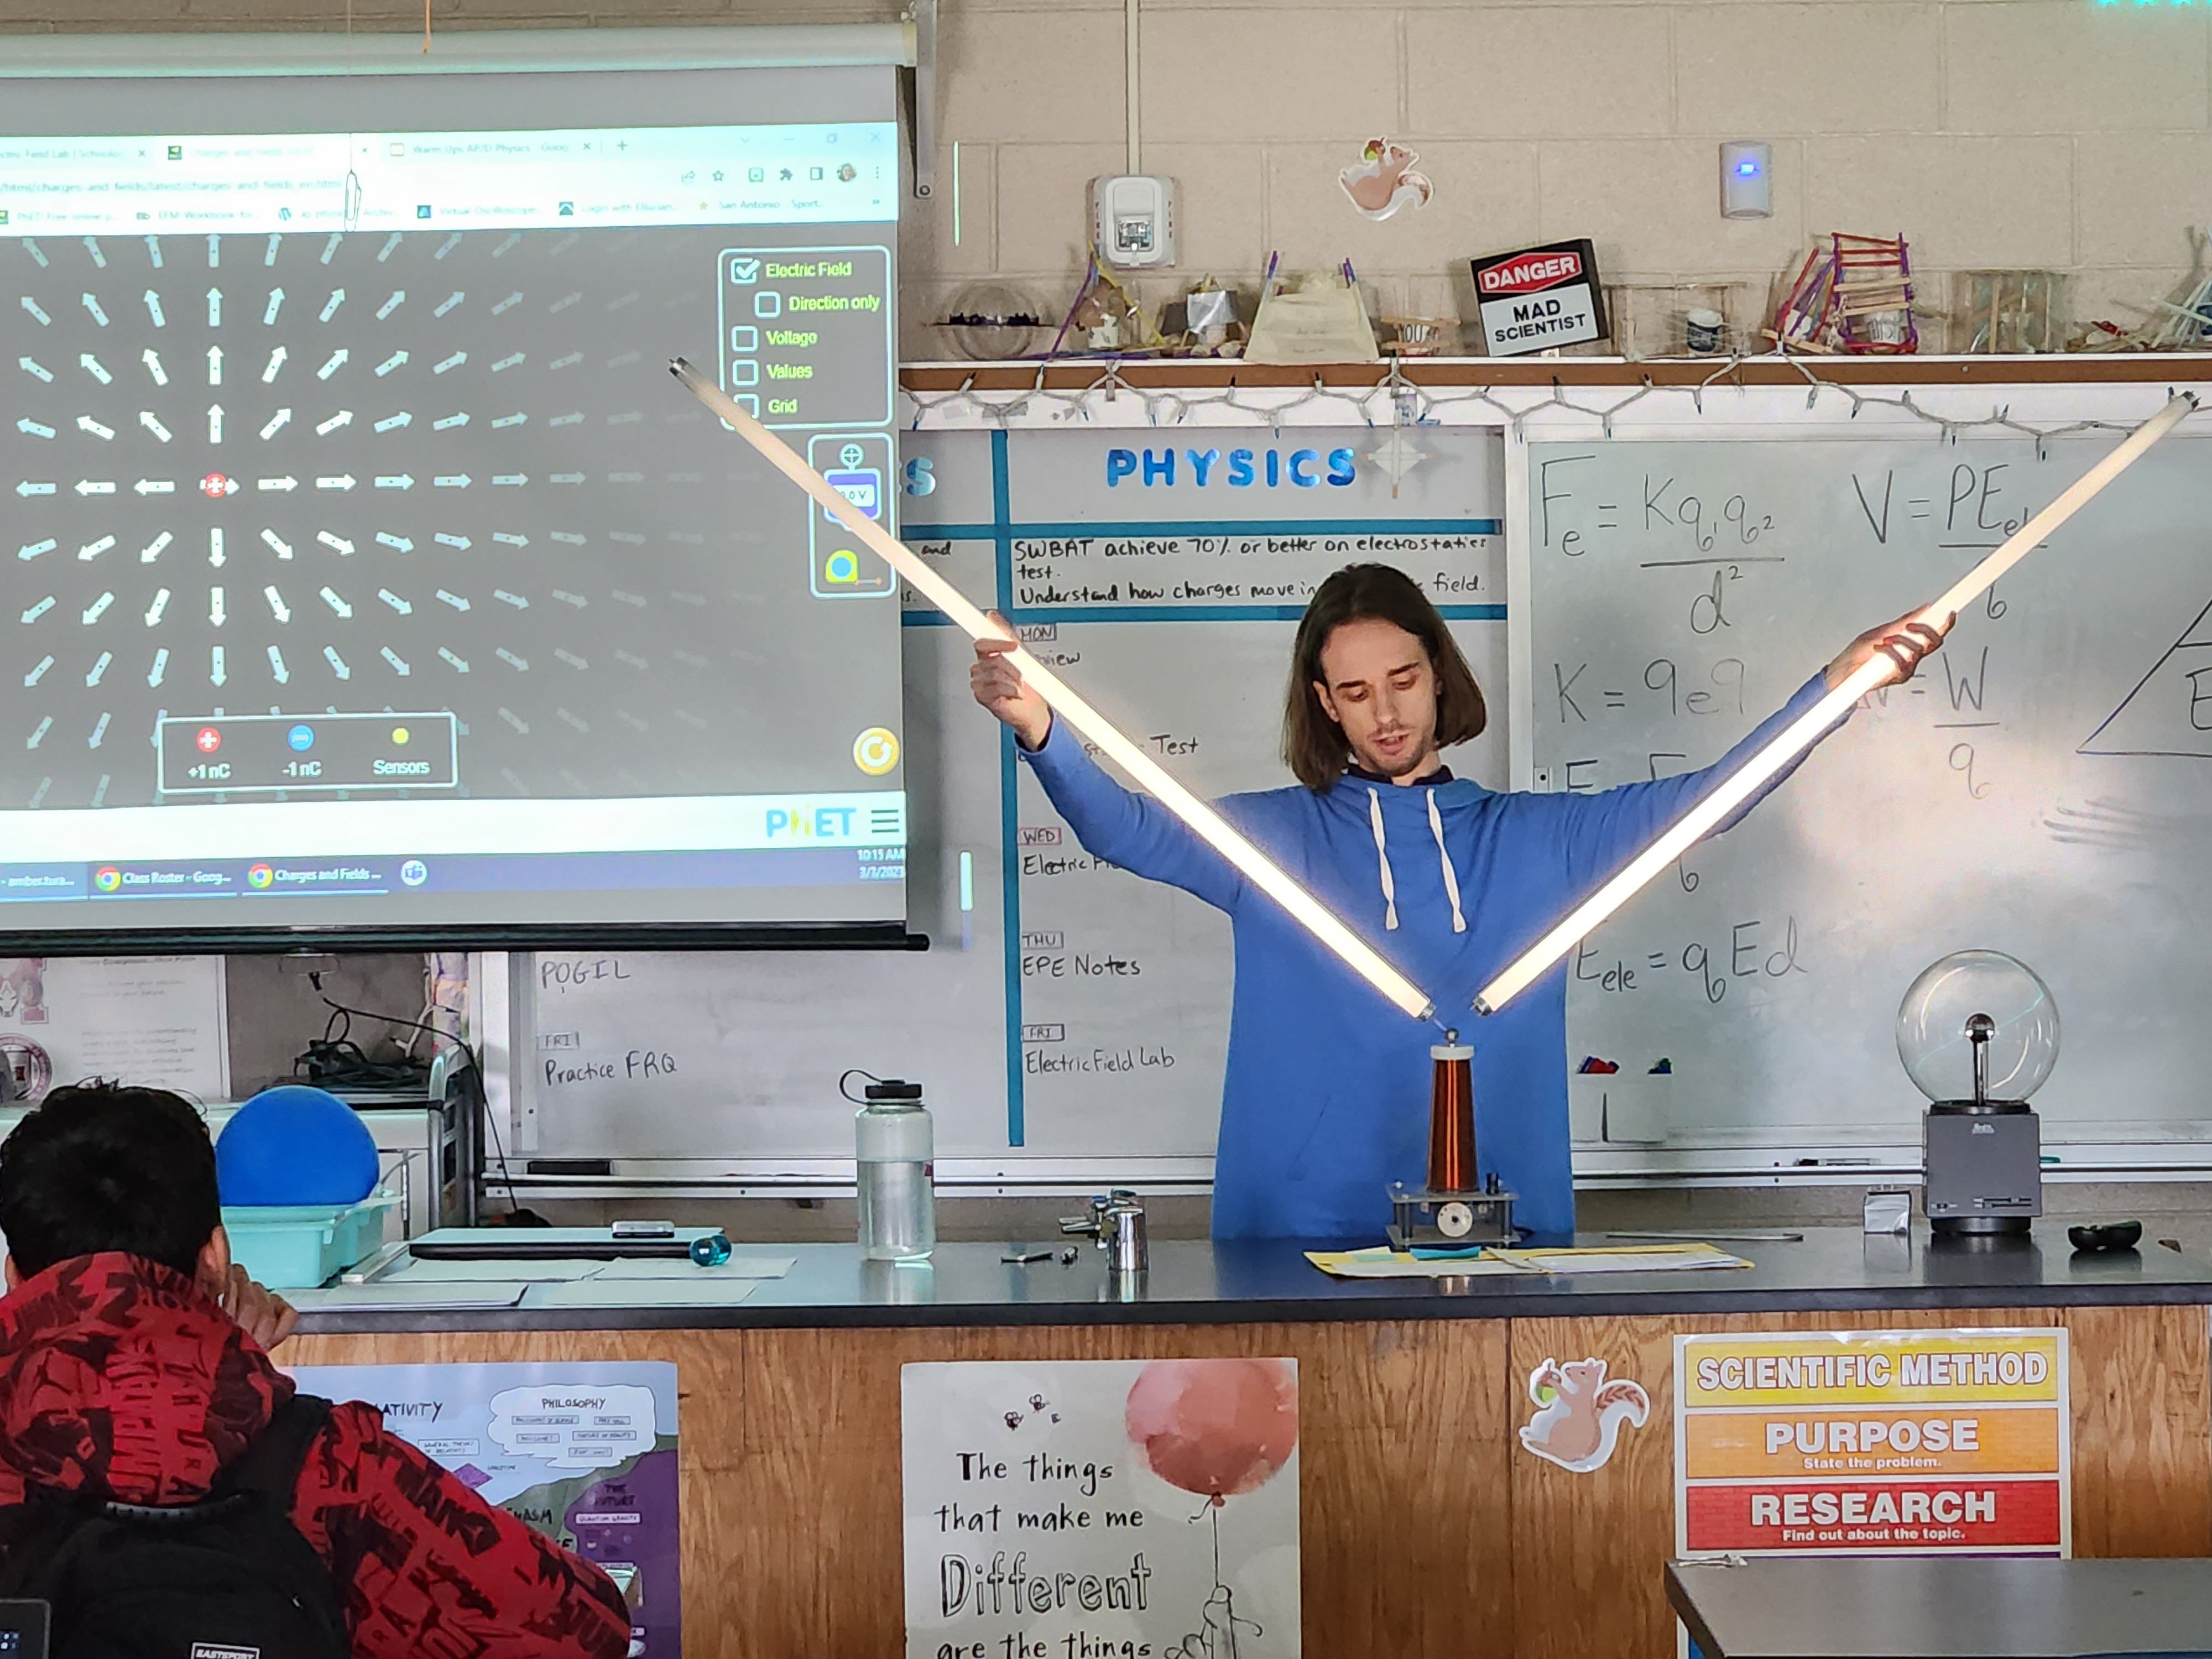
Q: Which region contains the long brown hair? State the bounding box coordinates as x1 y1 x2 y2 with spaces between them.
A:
1281 564 1487 791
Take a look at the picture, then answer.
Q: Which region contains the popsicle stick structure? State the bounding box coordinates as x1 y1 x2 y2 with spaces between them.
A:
670 357 1439 1023
1472 392 2197 1017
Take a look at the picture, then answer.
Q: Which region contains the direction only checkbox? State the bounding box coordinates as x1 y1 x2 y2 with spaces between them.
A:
754 291 781 319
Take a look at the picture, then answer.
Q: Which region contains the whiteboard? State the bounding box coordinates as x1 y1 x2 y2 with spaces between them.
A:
509 423 1506 1180
1522 421 2212 1161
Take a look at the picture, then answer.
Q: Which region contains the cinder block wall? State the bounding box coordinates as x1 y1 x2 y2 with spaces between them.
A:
5 0 2205 349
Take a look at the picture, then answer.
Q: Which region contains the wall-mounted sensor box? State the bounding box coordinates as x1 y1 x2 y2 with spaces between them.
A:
1720 141 1772 219
1091 175 1176 269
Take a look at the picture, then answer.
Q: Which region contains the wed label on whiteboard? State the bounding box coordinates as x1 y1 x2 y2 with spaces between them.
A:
1470 238 1606 356
1674 1329 2068 1557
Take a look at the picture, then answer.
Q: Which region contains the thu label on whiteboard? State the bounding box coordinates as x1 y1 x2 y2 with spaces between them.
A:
903 1358 1300 1658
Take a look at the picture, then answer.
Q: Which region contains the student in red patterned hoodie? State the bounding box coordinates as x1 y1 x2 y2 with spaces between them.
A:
0 1083 631 1659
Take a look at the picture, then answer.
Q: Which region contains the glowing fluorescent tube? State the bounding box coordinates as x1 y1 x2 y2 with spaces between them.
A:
1474 392 2196 1018
671 357 1438 1022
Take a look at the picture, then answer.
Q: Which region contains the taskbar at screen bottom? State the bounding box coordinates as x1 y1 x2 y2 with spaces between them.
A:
0 845 907 940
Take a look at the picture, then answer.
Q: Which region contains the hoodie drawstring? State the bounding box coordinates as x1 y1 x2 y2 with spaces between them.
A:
1370 786 1467 933
1366 787 1399 930
1427 788 1467 933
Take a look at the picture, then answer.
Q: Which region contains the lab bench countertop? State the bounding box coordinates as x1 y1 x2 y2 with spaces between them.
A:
289 1225 2212 1334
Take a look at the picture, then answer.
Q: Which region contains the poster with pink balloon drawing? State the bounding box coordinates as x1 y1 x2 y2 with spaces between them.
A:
902 1358 1300 1659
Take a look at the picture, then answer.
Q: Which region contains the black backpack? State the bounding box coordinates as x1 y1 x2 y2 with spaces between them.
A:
0 1392 349 1659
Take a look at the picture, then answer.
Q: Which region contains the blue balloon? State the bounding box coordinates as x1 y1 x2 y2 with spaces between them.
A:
217 1084 380 1207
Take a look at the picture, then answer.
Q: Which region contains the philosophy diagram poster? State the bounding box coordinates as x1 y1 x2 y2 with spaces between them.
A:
289 1360 679 1654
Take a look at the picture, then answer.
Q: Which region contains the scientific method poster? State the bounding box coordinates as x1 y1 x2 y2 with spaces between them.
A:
902 1358 1301 1659
288 1360 679 1653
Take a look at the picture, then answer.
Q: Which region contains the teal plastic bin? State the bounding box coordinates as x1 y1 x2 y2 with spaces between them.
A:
221 1191 400 1289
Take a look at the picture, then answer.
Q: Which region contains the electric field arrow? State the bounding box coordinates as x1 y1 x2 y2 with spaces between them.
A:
80 353 111 385
142 349 168 386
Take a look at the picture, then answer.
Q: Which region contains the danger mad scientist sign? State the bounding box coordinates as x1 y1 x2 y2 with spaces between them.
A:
1469 238 1608 356
1674 1329 2068 1557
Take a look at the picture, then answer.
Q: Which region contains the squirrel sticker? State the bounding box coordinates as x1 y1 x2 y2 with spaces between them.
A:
1338 138 1433 222
1519 1357 1649 1474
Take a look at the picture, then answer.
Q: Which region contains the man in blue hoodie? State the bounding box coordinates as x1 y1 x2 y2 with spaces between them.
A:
971 564 1947 1241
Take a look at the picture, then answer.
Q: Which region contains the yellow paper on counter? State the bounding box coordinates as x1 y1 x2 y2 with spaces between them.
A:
1304 1246 1534 1280
1487 1243 1750 1274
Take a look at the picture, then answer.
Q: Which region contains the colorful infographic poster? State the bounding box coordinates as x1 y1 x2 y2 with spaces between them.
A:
288 1360 680 1653
902 1358 1301 1659
1675 1329 2068 1557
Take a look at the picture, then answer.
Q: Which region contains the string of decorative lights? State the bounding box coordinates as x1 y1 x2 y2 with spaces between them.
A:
903 352 2203 456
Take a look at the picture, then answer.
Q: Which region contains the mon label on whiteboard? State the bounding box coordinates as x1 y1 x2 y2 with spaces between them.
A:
903 1358 1300 1658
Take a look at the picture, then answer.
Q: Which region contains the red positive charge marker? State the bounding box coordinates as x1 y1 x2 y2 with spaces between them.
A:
195 727 221 753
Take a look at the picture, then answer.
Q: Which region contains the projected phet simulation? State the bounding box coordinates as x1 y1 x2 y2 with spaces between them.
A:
0 117 904 940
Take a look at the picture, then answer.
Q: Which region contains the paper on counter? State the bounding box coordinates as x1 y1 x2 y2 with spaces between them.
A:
384 1256 605 1284
289 1282 528 1312
590 1256 794 1280
1488 1244 1750 1274
530 1277 760 1309
1306 1241 1750 1280
1305 1247 1533 1280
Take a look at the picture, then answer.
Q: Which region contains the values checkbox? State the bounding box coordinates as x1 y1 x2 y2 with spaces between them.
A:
731 256 761 283
754 291 781 319
729 326 758 352
730 359 759 386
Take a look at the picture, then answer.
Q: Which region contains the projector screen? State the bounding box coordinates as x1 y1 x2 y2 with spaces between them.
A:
0 54 906 949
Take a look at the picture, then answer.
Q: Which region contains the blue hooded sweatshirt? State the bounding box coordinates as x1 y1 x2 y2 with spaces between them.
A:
1020 669 1845 1240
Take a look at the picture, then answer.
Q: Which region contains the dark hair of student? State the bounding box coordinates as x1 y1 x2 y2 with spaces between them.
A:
1281 563 1488 791
0 1084 221 1279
